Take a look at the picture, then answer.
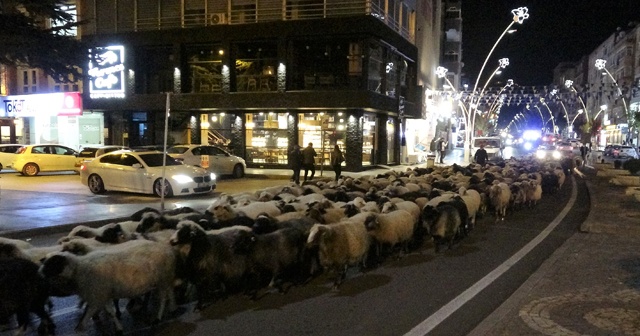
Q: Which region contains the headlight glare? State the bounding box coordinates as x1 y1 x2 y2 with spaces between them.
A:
536 150 545 159
552 151 562 159
210 173 217 181
172 174 193 184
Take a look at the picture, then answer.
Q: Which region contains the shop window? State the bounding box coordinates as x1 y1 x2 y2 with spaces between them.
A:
202 113 234 148
135 46 174 94
290 39 352 90
362 114 376 166
246 112 289 164
234 42 277 92
298 112 346 166
186 45 224 93
387 118 396 164
368 44 383 93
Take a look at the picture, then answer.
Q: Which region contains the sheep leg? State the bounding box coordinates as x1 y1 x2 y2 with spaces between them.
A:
104 301 124 335
15 309 29 335
33 305 56 335
77 304 101 332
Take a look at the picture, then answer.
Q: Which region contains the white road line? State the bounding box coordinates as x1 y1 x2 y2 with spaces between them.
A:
405 177 578 336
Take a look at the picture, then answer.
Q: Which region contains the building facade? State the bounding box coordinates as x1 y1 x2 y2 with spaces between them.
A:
78 0 442 171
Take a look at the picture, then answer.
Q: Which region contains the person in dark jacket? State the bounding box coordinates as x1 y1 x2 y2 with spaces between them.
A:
302 142 317 182
330 144 344 181
474 143 489 165
289 144 303 184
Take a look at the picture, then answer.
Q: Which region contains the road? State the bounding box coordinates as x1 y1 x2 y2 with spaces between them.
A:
0 163 590 336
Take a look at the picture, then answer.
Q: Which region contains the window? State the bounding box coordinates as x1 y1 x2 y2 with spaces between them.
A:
23 71 28 85
230 1 256 23
186 44 224 93
246 112 289 164
233 41 277 92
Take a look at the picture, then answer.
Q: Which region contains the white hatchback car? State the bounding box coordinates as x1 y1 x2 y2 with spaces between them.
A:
167 144 246 178
12 144 79 176
80 150 216 197
0 144 23 171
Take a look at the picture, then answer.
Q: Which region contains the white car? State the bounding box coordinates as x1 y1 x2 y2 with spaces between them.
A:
167 145 246 178
80 150 216 197
12 144 79 176
0 144 23 171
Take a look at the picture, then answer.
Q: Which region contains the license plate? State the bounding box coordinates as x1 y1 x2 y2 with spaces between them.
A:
198 183 206 188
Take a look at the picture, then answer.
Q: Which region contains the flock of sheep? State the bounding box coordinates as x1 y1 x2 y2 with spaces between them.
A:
0 157 571 335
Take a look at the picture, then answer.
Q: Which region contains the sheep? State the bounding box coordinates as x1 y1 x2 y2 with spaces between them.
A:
523 180 543 207
457 187 482 229
0 258 55 335
509 182 528 210
202 204 256 229
57 222 121 243
213 200 282 220
489 182 512 222
380 201 421 225
0 240 62 265
365 210 415 257
169 220 250 308
306 206 348 224
233 227 308 295
136 210 204 233
540 172 560 194
252 214 317 235
428 203 464 252
40 239 177 334
306 219 371 289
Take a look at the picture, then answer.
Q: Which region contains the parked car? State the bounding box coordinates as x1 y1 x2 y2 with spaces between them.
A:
604 144 638 159
80 150 216 197
0 144 23 171
167 144 246 178
12 145 79 176
76 145 130 170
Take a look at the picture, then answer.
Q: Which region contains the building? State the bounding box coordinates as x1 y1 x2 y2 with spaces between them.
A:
79 0 443 171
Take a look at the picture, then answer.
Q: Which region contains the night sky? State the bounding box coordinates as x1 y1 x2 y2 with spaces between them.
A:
461 0 640 87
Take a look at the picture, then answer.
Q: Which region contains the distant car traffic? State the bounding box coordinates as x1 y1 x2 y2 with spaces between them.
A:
80 150 216 197
75 145 130 171
0 144 22 171
535 144 564 161
167 144 246 178
12 144 79 176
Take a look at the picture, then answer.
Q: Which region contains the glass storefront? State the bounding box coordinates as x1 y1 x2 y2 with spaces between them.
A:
386 117 396 164
200 112 234 148
298 112 346 166
187 44 224 94
246 112 289 164
362 114 376 165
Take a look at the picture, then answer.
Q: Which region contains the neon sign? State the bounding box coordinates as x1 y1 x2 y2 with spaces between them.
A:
1 92 82 117
88 46 125 99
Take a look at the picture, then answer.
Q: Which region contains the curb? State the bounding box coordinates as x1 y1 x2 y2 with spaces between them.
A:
1 217 131 240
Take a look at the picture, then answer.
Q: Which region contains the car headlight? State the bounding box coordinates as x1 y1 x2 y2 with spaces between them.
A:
552 151 562 159
210 173 216 181
172 174 193 184
536 150 546 159
523 142 533 150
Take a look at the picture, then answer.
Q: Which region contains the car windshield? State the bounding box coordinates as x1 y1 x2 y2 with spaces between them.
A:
139 153 183 167
167 147 189 154
474 139 500 148
78 148 99 158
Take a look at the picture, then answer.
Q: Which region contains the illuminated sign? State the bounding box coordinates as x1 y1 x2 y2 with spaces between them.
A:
1 92 82 117
88 46 125 99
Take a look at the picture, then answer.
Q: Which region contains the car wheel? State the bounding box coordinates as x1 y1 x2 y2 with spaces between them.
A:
153 178 174 197
22 163 39 176
232 164 245 178
88 174 106 194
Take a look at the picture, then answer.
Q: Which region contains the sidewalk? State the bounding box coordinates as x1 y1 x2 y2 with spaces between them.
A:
470 164 640 336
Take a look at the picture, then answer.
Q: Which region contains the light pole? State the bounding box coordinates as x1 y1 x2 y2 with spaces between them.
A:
487 79 514 119
527 103 545 132
593 104 607 120
464 6 529 161
571 109 584 128
595 58 632 144
565 80 589 122
538 98 556 134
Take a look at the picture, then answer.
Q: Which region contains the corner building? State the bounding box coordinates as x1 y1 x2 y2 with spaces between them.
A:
81 0 435 171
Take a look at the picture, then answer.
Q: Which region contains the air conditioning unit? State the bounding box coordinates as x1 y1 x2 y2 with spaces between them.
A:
210 13 226 25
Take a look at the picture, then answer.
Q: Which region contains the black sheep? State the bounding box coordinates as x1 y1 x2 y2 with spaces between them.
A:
0 258 55 335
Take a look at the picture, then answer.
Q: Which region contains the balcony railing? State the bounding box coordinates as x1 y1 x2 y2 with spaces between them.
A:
125 0 413 43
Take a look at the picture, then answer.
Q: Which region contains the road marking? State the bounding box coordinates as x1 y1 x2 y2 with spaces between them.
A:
405 177 578 336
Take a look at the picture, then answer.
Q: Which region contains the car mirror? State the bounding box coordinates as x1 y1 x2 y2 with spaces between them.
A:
132 163 142 169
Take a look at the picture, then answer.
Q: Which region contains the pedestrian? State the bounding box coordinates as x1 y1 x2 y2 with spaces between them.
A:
439 137 448 164
330 144 344 181
474 143 488 166
580 144 587 163
302 142 317 182
289 144 303 184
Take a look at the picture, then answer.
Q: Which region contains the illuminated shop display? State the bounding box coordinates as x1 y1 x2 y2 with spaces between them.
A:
298 112 346 166
246 112 289 164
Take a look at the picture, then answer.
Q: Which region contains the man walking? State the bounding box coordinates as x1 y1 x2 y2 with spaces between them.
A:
474 143 489 166
289 144 303 184
302 142 317 182
438 137 448 164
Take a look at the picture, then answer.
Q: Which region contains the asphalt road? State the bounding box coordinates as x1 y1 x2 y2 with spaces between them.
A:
0 168 591 336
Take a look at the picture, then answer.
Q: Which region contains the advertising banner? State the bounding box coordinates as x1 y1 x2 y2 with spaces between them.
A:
88 45 125 99
1 92 82 117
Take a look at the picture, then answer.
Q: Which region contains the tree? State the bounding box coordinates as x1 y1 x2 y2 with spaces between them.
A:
0 0 92 83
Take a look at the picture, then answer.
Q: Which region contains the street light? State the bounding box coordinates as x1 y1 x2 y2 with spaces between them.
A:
571 109 584 126
593 104 607 120
565 80 589 122
595 59 629 122
538 98 556 134
464 6 529 161
527 103 545 131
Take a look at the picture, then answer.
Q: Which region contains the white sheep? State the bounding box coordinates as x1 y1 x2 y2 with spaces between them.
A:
306 219 371 289
489 182 511 222
365 210 415 256
40 240 177 334
230 201 283 219
457 187 482 227
380 201 421 225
